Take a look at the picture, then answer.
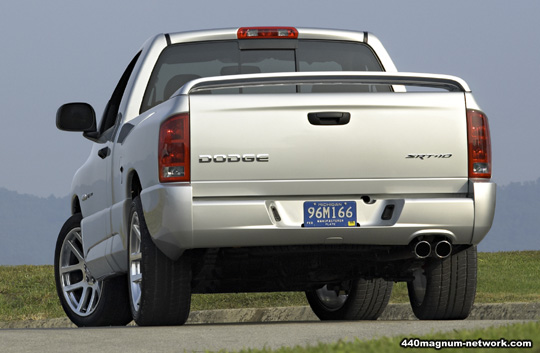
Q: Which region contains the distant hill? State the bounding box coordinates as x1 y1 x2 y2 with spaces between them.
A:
0 188 69 265
478 178 540 252
0 180 539 265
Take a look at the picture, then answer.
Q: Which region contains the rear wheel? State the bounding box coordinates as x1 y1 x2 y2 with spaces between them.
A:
54 213 132 327
408 245 477 320
128 196 192 326
306 278 392 320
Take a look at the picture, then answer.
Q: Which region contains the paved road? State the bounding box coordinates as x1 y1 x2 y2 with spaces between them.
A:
0 320 529 353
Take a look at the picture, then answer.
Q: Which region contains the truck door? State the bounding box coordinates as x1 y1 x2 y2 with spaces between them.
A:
82 53 141 273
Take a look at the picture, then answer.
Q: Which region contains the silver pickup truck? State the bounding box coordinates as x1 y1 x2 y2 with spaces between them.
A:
55 27 495 327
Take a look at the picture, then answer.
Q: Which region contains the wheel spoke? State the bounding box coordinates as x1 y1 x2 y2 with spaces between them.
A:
131 273 142 283
72 230 83 244
77 286 90 313
67 238 84 262
61 263 84 275
132 223 140 239
87 285 100 312
63 280 85 293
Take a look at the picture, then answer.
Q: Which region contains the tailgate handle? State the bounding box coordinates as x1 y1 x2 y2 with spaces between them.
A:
308 112 350 126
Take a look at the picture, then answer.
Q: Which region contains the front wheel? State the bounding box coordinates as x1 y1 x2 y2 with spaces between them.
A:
407 245 477 320
54 213 132 327
306 278 392 320
128 196 192 326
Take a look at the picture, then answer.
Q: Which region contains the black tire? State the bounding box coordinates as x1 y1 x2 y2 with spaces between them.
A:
407 245 477 320
306 278 393 320
127 196 192 326
54 213 132 327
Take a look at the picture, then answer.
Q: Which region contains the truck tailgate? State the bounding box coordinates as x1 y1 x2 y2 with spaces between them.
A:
190 92 468 196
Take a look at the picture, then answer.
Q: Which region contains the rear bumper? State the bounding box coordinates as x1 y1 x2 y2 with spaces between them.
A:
140 180 496 260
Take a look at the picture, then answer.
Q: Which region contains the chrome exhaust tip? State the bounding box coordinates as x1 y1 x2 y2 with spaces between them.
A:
434 240 452 259
414 240 432 259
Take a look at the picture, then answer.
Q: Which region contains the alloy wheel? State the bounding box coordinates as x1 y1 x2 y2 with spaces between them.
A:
58 227 102 317
129 211 143 313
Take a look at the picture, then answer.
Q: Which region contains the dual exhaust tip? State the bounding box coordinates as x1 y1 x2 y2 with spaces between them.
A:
413 239 452 259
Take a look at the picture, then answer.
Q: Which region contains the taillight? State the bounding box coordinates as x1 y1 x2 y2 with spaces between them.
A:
467 109 491 179
237 27 298 39
159 113 190 182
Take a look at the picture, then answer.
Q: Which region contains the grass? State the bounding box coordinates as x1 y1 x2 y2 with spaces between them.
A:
0 266 64 321
212 320 539 353
476 251 540 303
0 251 539 322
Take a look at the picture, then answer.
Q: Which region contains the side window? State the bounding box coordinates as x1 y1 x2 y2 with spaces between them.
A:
98 52 141 137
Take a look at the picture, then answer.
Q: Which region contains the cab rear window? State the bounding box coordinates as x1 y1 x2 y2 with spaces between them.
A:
141 40 389 113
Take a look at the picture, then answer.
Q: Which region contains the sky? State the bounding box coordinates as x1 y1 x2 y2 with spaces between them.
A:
0 0 539 198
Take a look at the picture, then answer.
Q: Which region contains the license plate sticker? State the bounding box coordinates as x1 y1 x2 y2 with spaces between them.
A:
303 201 357 228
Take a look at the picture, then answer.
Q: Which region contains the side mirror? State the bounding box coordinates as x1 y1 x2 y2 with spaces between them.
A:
56 103 97 133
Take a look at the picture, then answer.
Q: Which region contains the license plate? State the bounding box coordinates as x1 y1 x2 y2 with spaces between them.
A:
303 201 357 228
